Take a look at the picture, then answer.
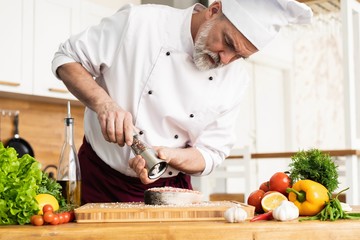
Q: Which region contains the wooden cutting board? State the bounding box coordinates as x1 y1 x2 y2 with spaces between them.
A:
74 201 255 223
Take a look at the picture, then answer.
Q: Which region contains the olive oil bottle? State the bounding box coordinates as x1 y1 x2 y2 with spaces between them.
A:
57 101 82 207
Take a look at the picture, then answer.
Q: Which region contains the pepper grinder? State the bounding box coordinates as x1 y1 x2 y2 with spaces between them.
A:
130 134 168 179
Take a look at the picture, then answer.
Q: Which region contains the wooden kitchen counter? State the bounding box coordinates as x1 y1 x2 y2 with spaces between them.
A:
1 213 360 240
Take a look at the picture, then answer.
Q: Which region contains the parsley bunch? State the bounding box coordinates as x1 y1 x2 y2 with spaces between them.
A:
288 149 339 192
38 173 67 210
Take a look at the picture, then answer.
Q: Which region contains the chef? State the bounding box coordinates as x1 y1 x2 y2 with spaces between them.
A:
52 0 312 203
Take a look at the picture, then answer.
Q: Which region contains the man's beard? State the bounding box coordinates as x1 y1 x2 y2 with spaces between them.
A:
193 19 224 71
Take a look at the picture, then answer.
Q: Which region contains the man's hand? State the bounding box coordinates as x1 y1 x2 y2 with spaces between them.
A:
95 101 135 146
128 155 157 184
57 63 135 147
129 146 206 183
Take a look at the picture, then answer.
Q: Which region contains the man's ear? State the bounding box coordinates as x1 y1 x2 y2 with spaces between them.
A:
206 1 222 19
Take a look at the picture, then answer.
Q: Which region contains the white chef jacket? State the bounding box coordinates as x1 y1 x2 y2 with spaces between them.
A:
52 3 250 178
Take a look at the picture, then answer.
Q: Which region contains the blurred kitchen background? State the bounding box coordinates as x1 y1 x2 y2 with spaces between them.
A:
1 0 359 203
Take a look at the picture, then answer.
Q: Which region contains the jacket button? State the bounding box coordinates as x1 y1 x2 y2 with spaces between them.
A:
189 114 194 118
174 135 179 139
139 130 144 135
166 51 170 56
168 171 173 176
148 90 153 95
208 76 213 80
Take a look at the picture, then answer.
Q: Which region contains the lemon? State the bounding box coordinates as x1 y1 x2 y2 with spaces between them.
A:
35 193 59 215
261 192 287 212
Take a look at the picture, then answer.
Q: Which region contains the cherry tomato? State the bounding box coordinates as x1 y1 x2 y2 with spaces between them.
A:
31 215 44 226
269 172 292 195
247 189 265 214
62 212 71 223
69 211 75 222
259 181 270 192
50 215 60 225
43 211 55 223
58 213 65 224
42 204 54 214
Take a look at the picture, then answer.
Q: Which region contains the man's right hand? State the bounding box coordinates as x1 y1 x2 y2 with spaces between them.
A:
96 101 135 147
57 62 135 147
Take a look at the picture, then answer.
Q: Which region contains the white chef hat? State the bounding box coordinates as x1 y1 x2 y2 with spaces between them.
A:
221 0 313 50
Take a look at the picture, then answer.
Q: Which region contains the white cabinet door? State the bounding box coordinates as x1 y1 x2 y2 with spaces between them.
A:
252 63 291 184
0 0 33 94
32 0 116 100
32 0 80 100
253 64 288 152
232 61 291 189
80 0 116 31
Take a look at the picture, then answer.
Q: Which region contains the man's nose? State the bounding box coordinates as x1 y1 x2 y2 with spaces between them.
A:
219 51 238 65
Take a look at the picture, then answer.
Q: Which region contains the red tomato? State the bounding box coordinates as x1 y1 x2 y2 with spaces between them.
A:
42 204 54 214
62 212 71 223
259 181 270 192
247 189 265 214
50 215 60 225
58 213 65 224
269 172 292 195
43 211 55 223
69 211 75 222
31 215 44 226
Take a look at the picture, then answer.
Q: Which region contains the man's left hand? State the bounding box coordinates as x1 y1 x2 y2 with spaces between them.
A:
128 155 157 184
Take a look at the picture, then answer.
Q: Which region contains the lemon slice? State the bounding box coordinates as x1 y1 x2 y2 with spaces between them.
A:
261 192 288 212
35 193 59 215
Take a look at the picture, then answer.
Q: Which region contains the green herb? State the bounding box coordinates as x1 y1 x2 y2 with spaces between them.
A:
0 143 67 225
299 188 360 221
38 173 67 209
288 149 339 192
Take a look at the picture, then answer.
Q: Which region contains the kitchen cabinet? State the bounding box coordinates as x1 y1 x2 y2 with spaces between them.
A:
80 0 117 30
225 38 293 191
340 0 360 205
32 0 117 100
0 0 132 100
0 0 33 95
32 0 80 100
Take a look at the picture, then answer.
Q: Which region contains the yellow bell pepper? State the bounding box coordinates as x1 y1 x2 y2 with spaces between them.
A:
286 179 329 216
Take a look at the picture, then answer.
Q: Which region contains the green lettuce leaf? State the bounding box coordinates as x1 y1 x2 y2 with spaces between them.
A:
0 142 42 225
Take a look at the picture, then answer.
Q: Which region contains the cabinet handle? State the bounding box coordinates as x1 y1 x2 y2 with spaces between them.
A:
0 80 21 87
48 88 69 94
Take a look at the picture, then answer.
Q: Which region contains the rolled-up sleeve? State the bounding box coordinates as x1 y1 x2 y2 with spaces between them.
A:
193 102 244 176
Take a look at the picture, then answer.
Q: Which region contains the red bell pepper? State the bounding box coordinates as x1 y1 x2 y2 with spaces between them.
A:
250 211 274 222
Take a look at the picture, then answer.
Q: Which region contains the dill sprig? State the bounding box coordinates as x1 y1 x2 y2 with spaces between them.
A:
288 149 339 192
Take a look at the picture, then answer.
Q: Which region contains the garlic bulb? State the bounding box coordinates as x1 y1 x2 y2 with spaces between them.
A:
272 200 299 221
224 206 247 223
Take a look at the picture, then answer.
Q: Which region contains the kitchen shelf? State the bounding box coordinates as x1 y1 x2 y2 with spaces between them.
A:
227 149 360 159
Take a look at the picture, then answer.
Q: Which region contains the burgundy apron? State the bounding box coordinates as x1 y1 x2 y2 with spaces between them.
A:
78 137 193 204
